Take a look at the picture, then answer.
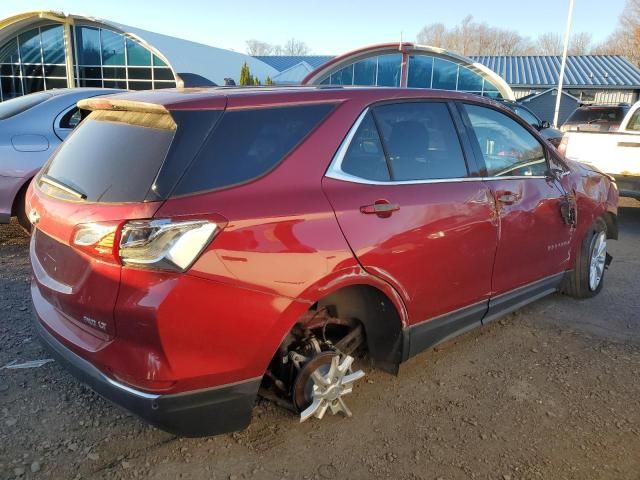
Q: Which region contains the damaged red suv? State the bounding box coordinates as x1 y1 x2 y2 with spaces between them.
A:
28 87 618 437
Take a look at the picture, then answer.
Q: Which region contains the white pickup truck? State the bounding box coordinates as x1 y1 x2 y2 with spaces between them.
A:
561 101 640 199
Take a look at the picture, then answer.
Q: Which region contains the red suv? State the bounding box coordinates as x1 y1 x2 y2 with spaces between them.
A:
27 87 618 437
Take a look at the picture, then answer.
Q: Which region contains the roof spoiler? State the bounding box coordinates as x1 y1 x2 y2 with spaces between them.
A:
77 98 170 115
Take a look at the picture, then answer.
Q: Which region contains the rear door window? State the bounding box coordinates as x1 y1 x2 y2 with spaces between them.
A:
41 110 176 202
373 102 468 181
172 104 334 195
464 104 547 177
341 112 390 181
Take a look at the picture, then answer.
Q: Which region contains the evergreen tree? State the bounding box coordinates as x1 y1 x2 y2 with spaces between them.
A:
239 62 251 86
265 76 274 85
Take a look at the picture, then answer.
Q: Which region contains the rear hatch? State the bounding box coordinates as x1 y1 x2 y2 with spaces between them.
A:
29 96 224 339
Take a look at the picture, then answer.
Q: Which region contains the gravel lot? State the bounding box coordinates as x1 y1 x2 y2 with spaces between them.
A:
1 199 639 480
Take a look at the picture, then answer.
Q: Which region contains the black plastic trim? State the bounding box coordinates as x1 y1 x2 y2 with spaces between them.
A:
33 313 260 437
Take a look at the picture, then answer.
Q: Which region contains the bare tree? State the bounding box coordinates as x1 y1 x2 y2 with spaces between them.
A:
569 32 593 55
596 0 640 65
416 23 447 48
282 38 310 56
245 39 274 56
534 32 563 55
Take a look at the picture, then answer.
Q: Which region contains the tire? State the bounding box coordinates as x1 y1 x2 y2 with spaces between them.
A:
562 217 608 299
14 187 32 234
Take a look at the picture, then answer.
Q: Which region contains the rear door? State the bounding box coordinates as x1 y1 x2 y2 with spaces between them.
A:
460 102 574 298
322 100 498 335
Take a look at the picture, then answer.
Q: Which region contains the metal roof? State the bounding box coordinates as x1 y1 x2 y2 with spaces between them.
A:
256 54 640 89
470 55 640 89
254 55 334 72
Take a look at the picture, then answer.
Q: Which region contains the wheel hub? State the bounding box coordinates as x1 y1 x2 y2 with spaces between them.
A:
589 231 607 291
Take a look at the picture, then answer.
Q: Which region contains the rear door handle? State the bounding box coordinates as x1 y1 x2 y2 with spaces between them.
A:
360 200 400 217
495 191 521 205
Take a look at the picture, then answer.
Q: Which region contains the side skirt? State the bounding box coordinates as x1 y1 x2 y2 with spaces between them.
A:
402 272 567 363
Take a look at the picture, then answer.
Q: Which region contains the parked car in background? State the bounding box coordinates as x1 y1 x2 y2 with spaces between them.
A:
0 88 124 230
561 101 640 199
28 87 618 437
561 104 631 133
499 100 563 147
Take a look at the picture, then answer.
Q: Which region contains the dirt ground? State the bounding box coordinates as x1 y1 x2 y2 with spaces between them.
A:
1 199 639 480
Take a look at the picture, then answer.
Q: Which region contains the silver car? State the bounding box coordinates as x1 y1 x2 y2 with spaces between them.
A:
0 88 123 230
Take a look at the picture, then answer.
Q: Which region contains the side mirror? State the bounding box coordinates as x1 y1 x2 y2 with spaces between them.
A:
541 120 551 129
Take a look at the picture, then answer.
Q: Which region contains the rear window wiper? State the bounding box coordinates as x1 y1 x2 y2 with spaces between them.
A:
40 175 88 200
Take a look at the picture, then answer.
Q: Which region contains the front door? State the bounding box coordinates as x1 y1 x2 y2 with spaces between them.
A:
460 102 574 297
322 101 498 332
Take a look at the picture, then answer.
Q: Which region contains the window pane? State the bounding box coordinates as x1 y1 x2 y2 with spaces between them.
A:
407 55 433 89
154 68 174 81
1 77 22 99
465 104 547 177
353 58 376 86
174 104 334 195
512 106 540 128
126 38 151 66
154 81 176 89
77 79 102 88
153 55 167 67
76 27 101 65
432 58 458 90
18 29 42 64
44 65 67 77
0 37 20 63
23 76 45 94
41 25 65 64
627 110 640 131
101 29 125 66
78 66 101 79
0 64 20 76
22 64 43 77
375 102 468 181
376 54 401 87
45 78 67 89
128 81 152 90
128 67 152 80
457 66 483 92
341 112 390 181
104 80 127 89
103 67 126 79
330 65 353 85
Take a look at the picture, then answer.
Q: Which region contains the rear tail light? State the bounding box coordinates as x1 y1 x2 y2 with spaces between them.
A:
558 135 569 156
72 219 220 271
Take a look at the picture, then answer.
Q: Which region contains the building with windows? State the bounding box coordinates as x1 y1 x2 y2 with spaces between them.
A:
0 11 277 101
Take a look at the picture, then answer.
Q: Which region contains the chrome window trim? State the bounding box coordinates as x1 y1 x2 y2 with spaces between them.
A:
325 107 548 186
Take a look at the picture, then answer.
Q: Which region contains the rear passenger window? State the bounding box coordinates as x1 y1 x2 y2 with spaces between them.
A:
464 104 547 177
173 104 334 195
341 112 390 181
374 102 468 181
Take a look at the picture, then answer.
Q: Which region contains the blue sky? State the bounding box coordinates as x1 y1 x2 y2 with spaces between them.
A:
0 0 627 54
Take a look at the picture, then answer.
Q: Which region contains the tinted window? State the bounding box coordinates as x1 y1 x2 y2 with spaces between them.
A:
42 111 175 202
407 55 433 89
0 92 50 119
173 104 334 195
512 106 540 128
465 104 547 177
374 102 468 181
341 112 390 181
565 107 628 125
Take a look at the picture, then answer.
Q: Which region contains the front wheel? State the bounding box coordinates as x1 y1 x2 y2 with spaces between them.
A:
563 218 608 299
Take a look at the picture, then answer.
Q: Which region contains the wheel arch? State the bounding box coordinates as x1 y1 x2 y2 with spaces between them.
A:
10 176 33 217
602 211 618 240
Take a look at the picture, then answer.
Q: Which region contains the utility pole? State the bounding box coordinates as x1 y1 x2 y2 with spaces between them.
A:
554 0 575 128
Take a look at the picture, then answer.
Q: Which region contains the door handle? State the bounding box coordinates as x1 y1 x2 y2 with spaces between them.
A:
495 191 521 205
360 200 400 217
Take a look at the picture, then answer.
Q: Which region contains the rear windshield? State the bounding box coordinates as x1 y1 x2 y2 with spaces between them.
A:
0 92 51 120
564 107 628 125
172 103 334 196
41 110 176 203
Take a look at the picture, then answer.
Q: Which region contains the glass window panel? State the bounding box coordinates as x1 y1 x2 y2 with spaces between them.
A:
44 65 67 77
154 81 176 89
376 54 401 87
22 64 43 77
77 79 102 88
407 55 434 89
353 58 376 86
23 77 45 94
319 76 330 85
101 29 125 66
154 68 174 81
78 66 101 79
128 67 152 80
18 29 42 64
432 58 458 90
126 38 151 66
40 25 65 64
465 104 547 177
375 102 468 181
128 81 153 90
0 37 20 64
103 67 126 79
1 64 20 76
1 77 22 99
153 55 167 67
76 27 101 65
330 65 353 85
46 78 68 89
341 112 390 181
457 66 483 92
104 80 128 89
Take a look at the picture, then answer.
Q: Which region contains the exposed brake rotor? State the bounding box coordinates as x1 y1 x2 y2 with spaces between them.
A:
293 352 365 423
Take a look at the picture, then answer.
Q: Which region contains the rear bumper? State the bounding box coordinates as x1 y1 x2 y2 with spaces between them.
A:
612 174 640 199
33 312 260 437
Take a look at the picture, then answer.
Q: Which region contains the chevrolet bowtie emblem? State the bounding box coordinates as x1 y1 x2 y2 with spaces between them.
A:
28 209 40 225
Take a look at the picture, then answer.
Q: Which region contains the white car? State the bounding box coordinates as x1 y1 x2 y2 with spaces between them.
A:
560 101 640 199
